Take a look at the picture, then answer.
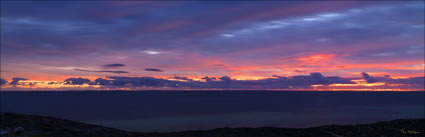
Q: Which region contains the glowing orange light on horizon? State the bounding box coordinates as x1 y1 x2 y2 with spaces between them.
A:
0 80 101 89
329 82 386 87
310 78 424 91
1 74 423 91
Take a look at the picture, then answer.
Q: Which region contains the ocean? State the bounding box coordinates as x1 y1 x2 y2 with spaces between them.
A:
1 91 424 132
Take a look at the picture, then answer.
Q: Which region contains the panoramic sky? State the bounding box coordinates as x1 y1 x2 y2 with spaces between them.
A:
1 1 424 91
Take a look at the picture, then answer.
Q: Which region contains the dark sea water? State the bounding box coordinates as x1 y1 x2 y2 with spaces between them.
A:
1 91 424 132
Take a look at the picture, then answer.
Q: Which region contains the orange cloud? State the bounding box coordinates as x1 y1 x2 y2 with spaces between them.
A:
297 54 337 64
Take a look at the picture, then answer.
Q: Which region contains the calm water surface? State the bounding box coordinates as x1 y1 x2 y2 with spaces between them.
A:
1 91 424 132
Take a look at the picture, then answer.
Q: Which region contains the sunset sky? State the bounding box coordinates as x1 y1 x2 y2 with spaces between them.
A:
1 1 424 90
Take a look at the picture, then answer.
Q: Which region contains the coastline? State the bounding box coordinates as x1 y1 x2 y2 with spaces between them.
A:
1 113 424 137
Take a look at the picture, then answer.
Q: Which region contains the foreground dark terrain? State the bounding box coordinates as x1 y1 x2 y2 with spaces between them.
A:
0 113 423 137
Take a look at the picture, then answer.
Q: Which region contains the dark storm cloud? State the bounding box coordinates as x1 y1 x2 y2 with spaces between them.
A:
374 75 425 89
9 72 421 89
172 76 193 81
74 68 129 74
219 76 232 82
201 76 217 82
362 72 378 83
144 68 163 72
64 78 91 85
10 77 28 85
354 73 424 89
99 70 129 74
106 76 170 87
91 73 356 89
285 73 354 88
272 75 283 78
94 78 112 85
103 64 125 68
0 78 7 85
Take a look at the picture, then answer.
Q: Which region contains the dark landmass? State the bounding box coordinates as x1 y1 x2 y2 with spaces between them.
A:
1 113 423 137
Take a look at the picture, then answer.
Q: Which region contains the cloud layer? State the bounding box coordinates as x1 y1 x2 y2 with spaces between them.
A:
144 68 163 72
1 72 423 90
0 78 7 85
103 64 125 68
10 77 28 85
0 1 423 90
57 73 425 89
74 68 129 74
